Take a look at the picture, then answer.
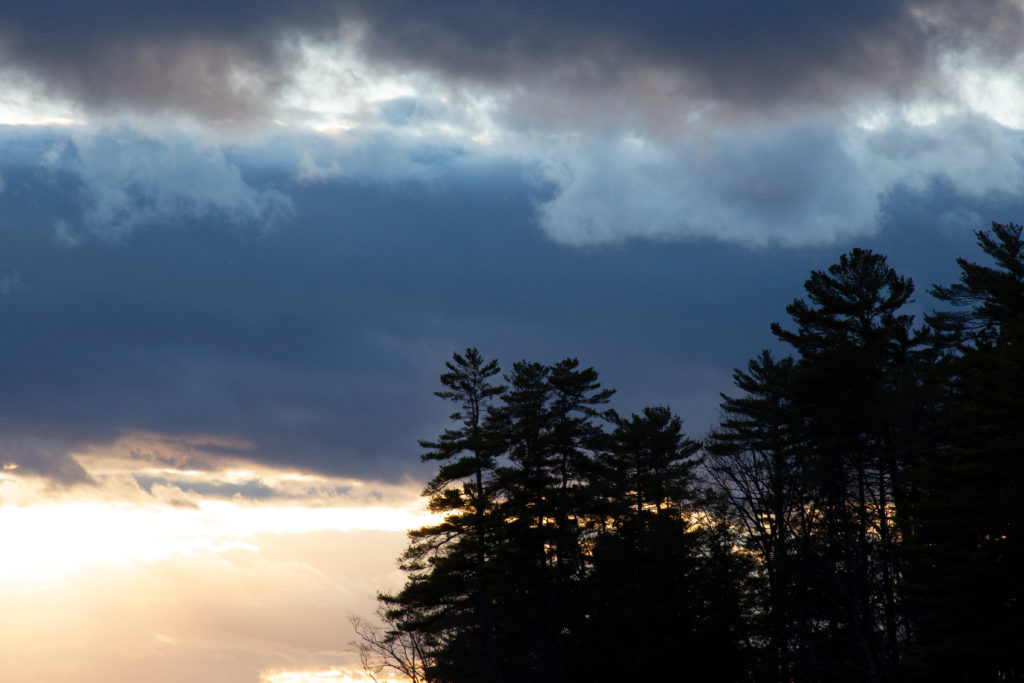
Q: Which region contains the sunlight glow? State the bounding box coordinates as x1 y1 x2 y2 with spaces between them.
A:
0 440 434 586
0 70 82 127
0 116 78 127
948 56 1024 130
0 498 431 583
278 38 418 131
261 668 375 683
314 122 356 135
274 37 505 149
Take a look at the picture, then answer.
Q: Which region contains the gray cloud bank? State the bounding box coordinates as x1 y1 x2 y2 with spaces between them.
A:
5 2 1024 251
1 1 1022 121
4 0 1024 483
0 125 1014 484
0 1 343 119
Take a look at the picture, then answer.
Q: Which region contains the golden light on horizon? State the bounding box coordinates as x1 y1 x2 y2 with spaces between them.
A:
0 493 433 585
261 668 378 683
0 451 425 682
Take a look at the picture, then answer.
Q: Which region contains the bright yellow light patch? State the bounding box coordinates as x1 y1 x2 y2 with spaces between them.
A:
0 498 431 583
0 438 427 680
0 440 435 586
261 668 375 683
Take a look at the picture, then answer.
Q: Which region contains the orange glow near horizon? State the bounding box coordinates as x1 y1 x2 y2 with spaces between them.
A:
261 668 378 683
0 447 430 682
0 499 432 584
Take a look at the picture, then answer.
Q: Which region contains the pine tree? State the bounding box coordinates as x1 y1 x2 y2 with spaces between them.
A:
707 350 808 681
486 358 613 682
596 406 700 526
373 352 754 682
379 348 506 682
769 248 920 681
913 223 1024 680
583 405 749 681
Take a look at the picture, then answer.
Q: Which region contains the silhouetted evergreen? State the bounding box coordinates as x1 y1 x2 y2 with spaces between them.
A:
768 248 921 682
378 348 507 682
599 406 701 523
583 406 750 681
910 223 1024 681
707 249 935 682
485 358 614 682
707 351 807 681
364 230 1024 683
374 352 754 682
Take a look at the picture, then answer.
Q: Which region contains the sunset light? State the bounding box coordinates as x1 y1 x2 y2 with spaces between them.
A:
261 668 374 683
0 497 431 583
1 1 1022 680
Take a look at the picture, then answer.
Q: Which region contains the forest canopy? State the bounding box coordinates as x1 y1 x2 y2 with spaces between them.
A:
357 223 1024 683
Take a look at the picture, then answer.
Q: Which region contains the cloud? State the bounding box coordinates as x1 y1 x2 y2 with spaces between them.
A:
0 1 345 120
39 128 294 240
291 130 446 185
0 434 93 486
528 112 1024 246
4 4 1024 252
530 123 866 246
0 121 1013 484
0 452 417 679
1 1 1022 126
71 432 426 507
297 151 343 183
0 270 22 294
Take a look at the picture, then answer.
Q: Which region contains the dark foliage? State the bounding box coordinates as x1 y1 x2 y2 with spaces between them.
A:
910 223 1024 681
362 226 1024 683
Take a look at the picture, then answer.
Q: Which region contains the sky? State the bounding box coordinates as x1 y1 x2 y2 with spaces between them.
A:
2 1 1024 680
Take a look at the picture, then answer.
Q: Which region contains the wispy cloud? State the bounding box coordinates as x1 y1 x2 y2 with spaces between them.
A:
39 128 293 241
0 269 22 294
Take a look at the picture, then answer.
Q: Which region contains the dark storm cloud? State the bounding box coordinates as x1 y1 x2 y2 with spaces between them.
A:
352 0 1023 109
0 432 94 486
0 129 822 481
0 1 344 118
0 126 1009 483
2 1 1022 120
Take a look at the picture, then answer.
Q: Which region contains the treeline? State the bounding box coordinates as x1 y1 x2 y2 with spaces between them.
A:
358 223 1024 682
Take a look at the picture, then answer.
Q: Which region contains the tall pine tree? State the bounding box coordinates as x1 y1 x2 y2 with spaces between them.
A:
707 350 809 682
585 406 749 681
486 358 614 682
913 223 1024 680
768 248 920 681
379 348 506 682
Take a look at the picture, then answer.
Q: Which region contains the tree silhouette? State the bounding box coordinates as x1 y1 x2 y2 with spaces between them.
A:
707 350 806 681
912 223 1024 680
362 228 1024 683
584 405 749 682
379 348 506 682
